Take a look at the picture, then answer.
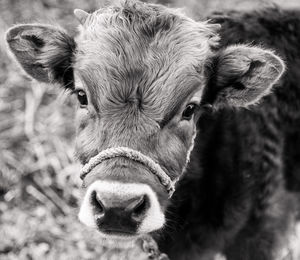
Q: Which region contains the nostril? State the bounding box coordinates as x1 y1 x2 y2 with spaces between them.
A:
131 195 148 220
90 191 105 215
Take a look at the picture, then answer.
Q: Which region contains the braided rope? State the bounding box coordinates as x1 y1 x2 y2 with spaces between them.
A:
80 147 176 197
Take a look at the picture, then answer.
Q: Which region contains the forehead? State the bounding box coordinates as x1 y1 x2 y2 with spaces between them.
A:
74 1 215 116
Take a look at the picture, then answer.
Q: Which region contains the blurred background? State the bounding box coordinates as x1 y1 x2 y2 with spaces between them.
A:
0 0 299 259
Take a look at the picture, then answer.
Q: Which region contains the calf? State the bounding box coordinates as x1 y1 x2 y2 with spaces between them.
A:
6 1 300 259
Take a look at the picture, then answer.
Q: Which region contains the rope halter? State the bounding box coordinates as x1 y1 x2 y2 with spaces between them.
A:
80 147 177 197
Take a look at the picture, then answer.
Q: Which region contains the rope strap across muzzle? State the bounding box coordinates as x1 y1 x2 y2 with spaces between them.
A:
80 147 177 197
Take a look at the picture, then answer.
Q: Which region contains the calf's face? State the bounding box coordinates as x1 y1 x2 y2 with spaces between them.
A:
6 1 285 242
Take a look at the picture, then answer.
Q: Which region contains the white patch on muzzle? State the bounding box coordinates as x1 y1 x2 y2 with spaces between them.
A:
78 181 165 235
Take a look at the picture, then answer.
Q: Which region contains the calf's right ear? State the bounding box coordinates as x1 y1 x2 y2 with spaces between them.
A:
6 24 76 89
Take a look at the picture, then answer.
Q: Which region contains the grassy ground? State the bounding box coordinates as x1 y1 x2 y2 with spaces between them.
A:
0 0 299 259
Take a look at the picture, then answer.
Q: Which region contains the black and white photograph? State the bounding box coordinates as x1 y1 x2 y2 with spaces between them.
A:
1 0 300 259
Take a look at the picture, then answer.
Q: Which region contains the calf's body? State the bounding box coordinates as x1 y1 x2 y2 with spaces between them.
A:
160 8 300 260
6 1 300 259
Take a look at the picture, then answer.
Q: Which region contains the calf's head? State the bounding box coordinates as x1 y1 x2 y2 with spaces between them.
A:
6 0 285 242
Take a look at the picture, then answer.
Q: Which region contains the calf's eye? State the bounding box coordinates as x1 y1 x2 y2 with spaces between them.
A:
76 90 88 107
182 104 197 120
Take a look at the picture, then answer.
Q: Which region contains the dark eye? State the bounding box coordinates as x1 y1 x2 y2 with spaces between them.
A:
76 90 88 107
182 104 197 120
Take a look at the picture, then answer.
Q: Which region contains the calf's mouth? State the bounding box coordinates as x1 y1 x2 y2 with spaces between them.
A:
78 147 176 240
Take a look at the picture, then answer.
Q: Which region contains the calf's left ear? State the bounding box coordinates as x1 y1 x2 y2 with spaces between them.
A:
202 45 285 108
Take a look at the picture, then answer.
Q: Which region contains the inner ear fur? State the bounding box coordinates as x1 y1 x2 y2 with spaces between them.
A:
202 44 285 108
6 24 76 89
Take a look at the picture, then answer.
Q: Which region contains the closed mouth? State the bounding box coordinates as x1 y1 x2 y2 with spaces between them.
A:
98 229 139 241
101 229 136 236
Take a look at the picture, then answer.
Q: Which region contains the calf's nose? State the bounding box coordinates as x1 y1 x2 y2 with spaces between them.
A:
90 190 149 235
78 181 165 234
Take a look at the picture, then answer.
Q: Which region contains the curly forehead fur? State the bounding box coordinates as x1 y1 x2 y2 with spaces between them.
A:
74 0 219 122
